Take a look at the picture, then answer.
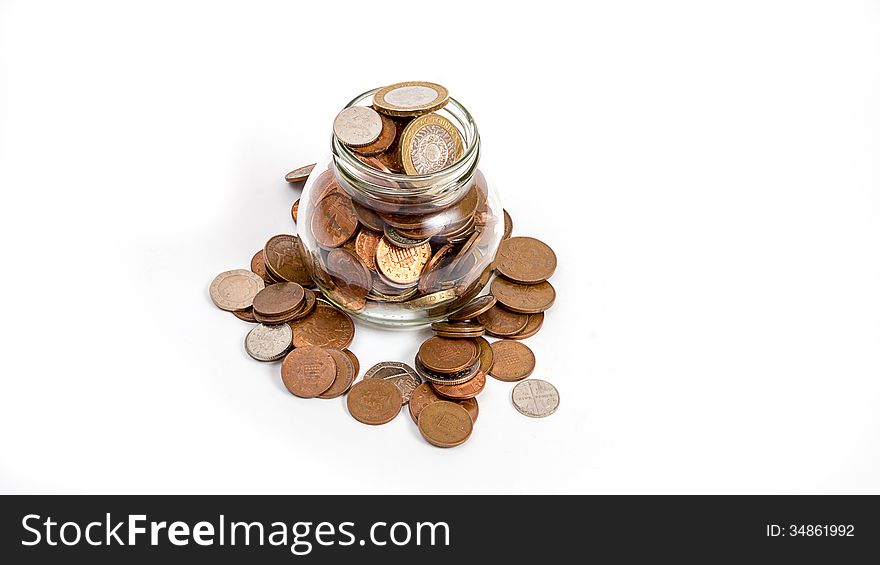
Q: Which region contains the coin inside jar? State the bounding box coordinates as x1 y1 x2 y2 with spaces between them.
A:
490 277 556 314
346 378 403 425
448 294 496 321
333 106 383 147
312 192 359 249
417 401 473 448
350 113 397 156
375 237 431 287
326 247 371 310
495 236 557 284
353 229 381 270
372 81 449 117
417 337 479 374
400 113 464 175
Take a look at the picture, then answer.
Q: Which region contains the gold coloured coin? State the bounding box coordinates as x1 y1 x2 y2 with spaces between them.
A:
373 81 449 117
400 113 464 175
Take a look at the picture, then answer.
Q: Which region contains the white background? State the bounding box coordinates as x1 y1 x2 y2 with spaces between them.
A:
1 0 878 494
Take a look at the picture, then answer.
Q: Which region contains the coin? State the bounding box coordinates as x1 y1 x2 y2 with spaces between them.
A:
264 234 312 286
448 294 496 321
353 229 381 271
495 237 557 284
343 349 360 378
326 247 371 311
288 288 317 321
502 209 513 240
210 269 265 311
418 337 479 374
363 361 422 404
383 224 430 248
477 305 529 337
408 383 478 424
511 379 559 418
347 378 402 425
400 113 464 175
432 369 485 400
417 242 455 294
488 340 535 382
402 289 457 309
352 201 385 231
333 106 383 147
285 163 316 183
317 348 357 399
417 401 473 448
375 237 431 286
508 312 544 340
430 321 484 333
415 356 481 386
351 113 397 156
250 250 274 285
475 336 494 374
291 199 300 223
233 307 258 323
490 278 556 314
245 323 293 362
311 192 359 249
280 346 336 398
252 282 305 318
373 81 449 117
288 301 355 349
357 154 393 173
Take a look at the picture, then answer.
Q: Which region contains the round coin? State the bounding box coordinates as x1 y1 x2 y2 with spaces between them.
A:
312 192 359 248
488 340 535 382
354 229 382 271
343 349 360 379
333 106 383 147
475 336 494 374
351 113 397 156
417 401 473 448
508 312 544 340
409 383 478 424
502 209 513 240
285 163 315 183
245 323 293 362
418 337 479 374
317 348 357 399
363 361 422 404
280 346 336 398
264 234 312 286
373 81 449 117
491 278 556 314
288 301 355 349
375 237 432 286
477 305 529 337
511 379 559 418
252 282 305 317
432 370 486 400
495 237 557 284
352 201 385 231
210 269 265 312
448 294 496 322
400 113 464 175
250 250 274 284
347 378 402 425
233 307 258 323
291 199 300 223
326 247 371 307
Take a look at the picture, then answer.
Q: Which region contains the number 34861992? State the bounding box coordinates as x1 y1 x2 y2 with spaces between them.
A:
766 524 855 537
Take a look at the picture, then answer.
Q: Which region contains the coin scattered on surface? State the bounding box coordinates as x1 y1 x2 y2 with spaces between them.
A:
245 323 293 362
502 209 513 240
408 383 478 424
347 378 403 425
488 340 535 382
264 234 312 286
418 337 479 374
281 346 336 398
333 106 383 147
490 277 556 314
363 361 422 404
250 250 274 285
288 301 355 349
233 307 258 323
285 163 315 183
317 348 357 399
373 81 449 117
508 312 544 340
400 113 464 175
432 369 486 400
252 282 305 319
511 379 559 418
417 401 473 448
291 199 300 223
210 269 265 312
495 236 557 284
478 305 529 337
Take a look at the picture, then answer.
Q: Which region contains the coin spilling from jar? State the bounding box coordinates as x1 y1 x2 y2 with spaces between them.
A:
209 82 561 448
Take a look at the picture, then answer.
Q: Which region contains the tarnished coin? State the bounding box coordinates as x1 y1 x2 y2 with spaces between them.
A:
417 242 455 294
351 113 397 156
210 269 265 312
475 336 494 374
291 199 300 223
512 379 559 418
347 378 402 425
375 237 432 286
508 312 544 340
488 340 535 382
417 401 473 448
502 209 513 240
432 369 485 400
448 294 496 322
343 349 360 379
409 383 478 424
280 346 336 398
478 305 529 337
264 234 312 286
252 282 305 317
430 321 484 338
363 361 422 404
495 237 557 284
418 337 479 374
285 163 315 183
250 250 274 285
400 113 464 175
326 247 371 312
352 201 385 232
491 278 556 314
312 192 359 248
415 356 481 386
288 288 317 321
383 224 430 248
402 289 457 310
245 323 293 362
318 348 357 399
333 106 383 147
373 81 449 117
354 229 382 271
233 307 258 323
288 301 355 349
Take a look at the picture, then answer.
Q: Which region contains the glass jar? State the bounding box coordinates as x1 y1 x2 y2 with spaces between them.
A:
296 89 503 328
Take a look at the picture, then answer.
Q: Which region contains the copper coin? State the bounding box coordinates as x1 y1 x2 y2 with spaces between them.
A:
488 340 535 382
250 250 274 285
417 242 455 294
408 382 478 424
352 201 385 231
375 237 431 286
508 312 544 340
210 269 265 312
415 356 481 386
475 336 494 374
434 330 484 339
343 349 360 379
495 237 557 284
357 155 393 173
291 199 300 223
354 229 381 271
346 379 402 425
417 401 473 448
491 277 556 314
288 288 317 321
430 321 484 336
285 163 315 183
252 282 305 317
417 337 479 374
311 192 359 248
326 247 371 300
288 301 355 349
280 346 336 398
502 209 513 240
232 307 257 323
477 305 529 337
432 370 486 400
318 348 357 399
363 361 422 404
351 114 397 156
448 294 496 321
264 234 312 286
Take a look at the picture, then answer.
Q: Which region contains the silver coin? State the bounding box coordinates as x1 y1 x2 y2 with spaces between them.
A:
285 163 315 183
333 106 383 147
511 379 559 418
363 361 422 404
414 357 481 386
244 323 293 362
210 269 265 312
383 224 430 248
